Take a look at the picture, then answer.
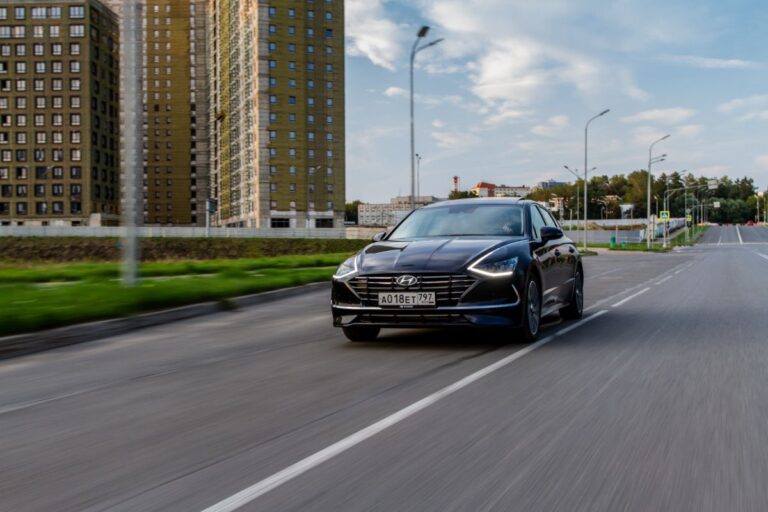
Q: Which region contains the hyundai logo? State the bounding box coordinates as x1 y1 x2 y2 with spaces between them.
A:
395 275 418 288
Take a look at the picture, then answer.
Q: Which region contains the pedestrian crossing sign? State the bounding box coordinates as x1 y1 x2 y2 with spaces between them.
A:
660 210 670 222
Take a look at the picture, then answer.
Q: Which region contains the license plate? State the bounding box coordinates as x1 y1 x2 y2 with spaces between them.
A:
378 292 435 307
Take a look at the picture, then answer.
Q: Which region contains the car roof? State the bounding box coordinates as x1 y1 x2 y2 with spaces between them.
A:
422 198 534 208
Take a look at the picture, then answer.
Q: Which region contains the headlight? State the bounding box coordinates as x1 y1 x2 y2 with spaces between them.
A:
333 255 358 279
468 252 518 277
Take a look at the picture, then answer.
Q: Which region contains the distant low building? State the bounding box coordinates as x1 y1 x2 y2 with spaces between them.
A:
358 195 443 226
471 182 530 198
535 180 566 190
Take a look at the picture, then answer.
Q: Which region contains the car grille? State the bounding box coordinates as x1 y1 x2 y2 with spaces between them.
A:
356 313 469 325
347 274 477 307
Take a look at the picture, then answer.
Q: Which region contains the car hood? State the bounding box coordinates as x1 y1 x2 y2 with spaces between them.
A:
359 237 526 274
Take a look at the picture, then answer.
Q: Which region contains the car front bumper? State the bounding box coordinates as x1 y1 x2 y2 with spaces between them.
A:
331 301 523 329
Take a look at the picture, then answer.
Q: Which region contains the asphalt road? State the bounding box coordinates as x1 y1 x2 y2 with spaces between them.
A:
2 226 768 511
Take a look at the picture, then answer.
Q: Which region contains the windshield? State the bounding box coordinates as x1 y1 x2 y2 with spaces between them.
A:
388 203 525 240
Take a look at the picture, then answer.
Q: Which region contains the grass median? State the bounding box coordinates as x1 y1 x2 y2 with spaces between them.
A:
0 255 347 336
0 267 335 337
0 253 349 284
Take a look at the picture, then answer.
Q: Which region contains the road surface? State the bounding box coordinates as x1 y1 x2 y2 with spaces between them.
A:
2 225 768 511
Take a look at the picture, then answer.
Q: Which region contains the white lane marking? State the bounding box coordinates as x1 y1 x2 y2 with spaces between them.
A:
555 310 608 336
655 275 673 285
717 235 722 246
612 287 650 308
736 226 744 245
674 268 684 275
200 310 609 512
756 253 768 262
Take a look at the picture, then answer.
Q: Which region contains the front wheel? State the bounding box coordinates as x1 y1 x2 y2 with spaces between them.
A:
561 268 584 320
342 326 380 342
517 276 541 343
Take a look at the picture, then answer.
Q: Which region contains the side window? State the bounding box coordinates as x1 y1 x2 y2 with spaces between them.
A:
538 206 559 228
530 206 547 240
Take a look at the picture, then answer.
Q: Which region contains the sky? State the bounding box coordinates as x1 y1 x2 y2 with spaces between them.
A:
343 0 768 202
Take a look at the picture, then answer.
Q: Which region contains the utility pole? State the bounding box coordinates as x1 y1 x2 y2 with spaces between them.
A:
120 0 143 286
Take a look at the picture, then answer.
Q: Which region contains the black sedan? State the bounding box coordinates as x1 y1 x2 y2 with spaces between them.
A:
331 198 583 342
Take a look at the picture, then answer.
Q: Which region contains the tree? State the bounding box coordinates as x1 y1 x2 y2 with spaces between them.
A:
448 190 478 199
344 200 362 223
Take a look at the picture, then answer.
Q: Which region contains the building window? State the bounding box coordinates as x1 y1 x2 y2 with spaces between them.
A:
271 218 290 228
69 25 85 38
316 218 334 228
270 183 277 192
268 6 276 17
68 6 85 19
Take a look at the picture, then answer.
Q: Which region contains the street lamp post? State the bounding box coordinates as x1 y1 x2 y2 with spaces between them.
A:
646 134 670 248
410 26 443 212
583 109 610 250
563 165 580 234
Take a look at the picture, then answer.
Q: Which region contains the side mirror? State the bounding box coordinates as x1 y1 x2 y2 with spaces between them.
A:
372 231 387 242
540 226 564 242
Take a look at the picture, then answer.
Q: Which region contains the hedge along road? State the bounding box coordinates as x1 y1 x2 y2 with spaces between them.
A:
2 244 768 511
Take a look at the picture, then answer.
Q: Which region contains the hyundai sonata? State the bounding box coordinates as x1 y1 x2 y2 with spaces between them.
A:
331 198 583 342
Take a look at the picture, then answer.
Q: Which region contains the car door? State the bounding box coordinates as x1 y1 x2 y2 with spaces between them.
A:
539 207 576 304
529 205 559 309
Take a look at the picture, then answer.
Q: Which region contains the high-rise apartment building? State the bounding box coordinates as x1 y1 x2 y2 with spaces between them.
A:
209 0 345 228
106 0 209 226
0 0 120 226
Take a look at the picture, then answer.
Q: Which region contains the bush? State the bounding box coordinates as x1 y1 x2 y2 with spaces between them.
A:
0 237 369 263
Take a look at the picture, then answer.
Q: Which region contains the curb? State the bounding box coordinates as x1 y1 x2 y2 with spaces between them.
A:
0 281 330 360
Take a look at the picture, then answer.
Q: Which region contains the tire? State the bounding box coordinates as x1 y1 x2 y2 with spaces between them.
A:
561 267 584 320
342 326 380 342
517 275 541 343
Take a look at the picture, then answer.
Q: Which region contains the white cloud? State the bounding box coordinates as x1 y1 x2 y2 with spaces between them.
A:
661 54 759 69
432 119 446 128
431 131 481 150
676 124 703 138
345 0 403 71
717 95 768 120
756 155 768 169
631 126 669 145
531 115 570 137
621 108 697 125
383 86 407 98
717 95 768 113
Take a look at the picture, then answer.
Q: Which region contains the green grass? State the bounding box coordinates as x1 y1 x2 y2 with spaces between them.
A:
0 267 335 336
0 254 350 284
583 225 710 252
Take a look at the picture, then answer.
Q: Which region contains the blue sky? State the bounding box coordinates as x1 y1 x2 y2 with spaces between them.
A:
344 0 768 202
